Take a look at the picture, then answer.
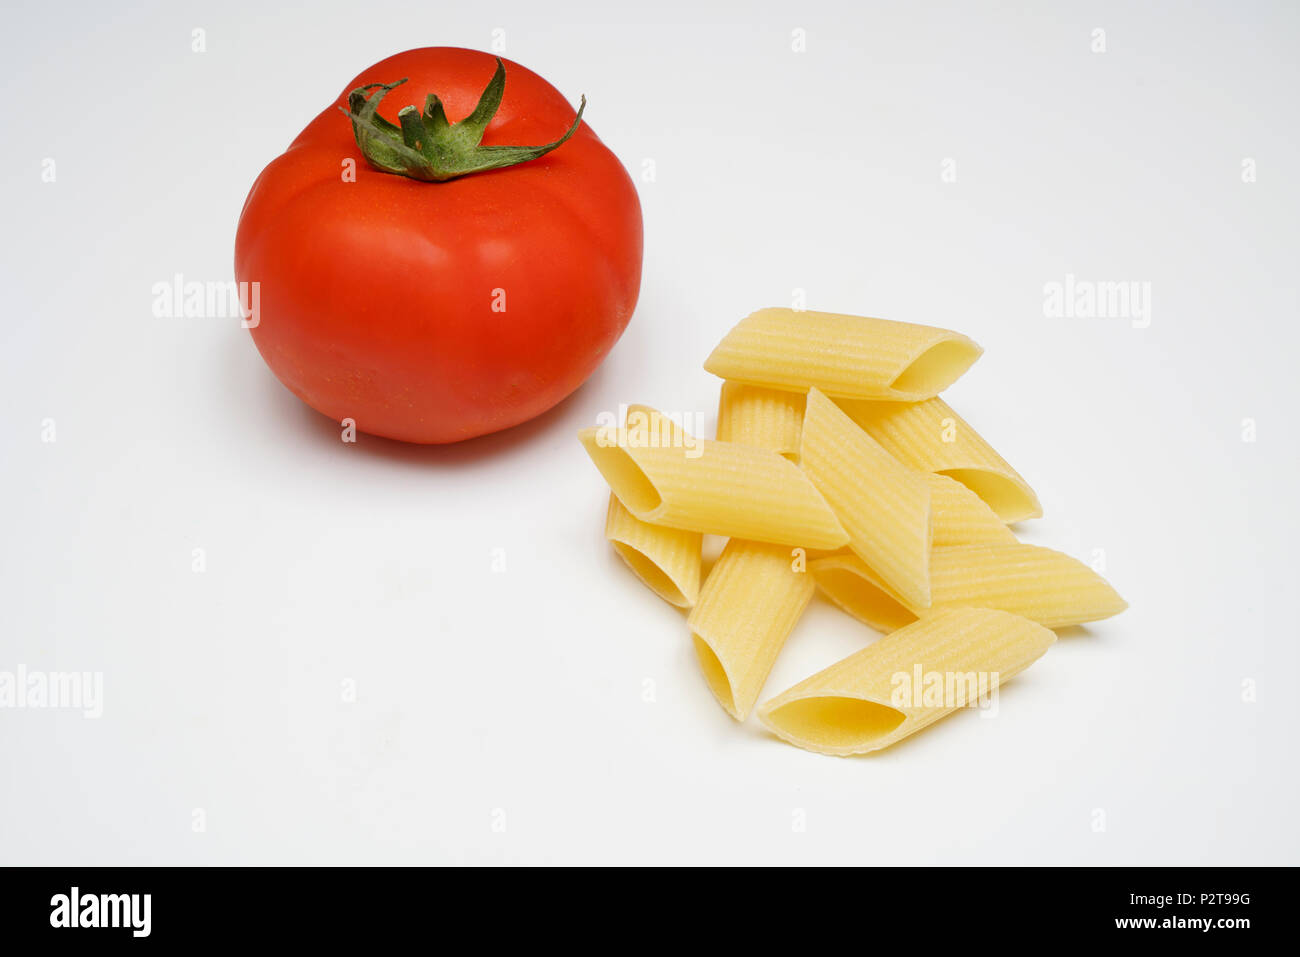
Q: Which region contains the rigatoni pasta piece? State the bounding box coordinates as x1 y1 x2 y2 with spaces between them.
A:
578 415 848 549
758 607 1055 755
704 308 982 401
836 396 1042 523
810 543 1127 632
604 494 701 608
926 473 1018 546
716 382 804 458
799 388 932 608
689 540 814 720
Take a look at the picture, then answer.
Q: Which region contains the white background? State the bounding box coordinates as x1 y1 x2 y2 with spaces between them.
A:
2 0 1297 865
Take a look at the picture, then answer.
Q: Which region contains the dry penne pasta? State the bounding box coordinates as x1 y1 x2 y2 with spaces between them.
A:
790 474 1008 560
926 473 1018 546
578 415 848 549
583 303 1125 758
599 405 704 607
799 388 933 608
689 540 814 720
811 543 1127 632
716 382 804 458
691 382 816 717
758 607 1056 755
836 396 1042 523
604 493 702 608
931 543 1126 629
704 308 982 401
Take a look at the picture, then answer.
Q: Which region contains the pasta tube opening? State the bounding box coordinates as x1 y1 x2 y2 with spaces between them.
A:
939 468 1042 524
762 695 907 752
604 493 701 608
578 432 664 515
812 563 916 633
692 635 740 718
889 339 985 399
613 542 692 607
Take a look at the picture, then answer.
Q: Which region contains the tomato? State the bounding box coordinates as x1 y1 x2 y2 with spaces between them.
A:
235 47 643 443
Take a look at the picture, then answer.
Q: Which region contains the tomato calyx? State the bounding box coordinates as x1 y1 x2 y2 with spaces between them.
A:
339 58 587 182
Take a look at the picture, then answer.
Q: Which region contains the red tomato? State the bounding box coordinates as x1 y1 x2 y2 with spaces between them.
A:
235 47 642 443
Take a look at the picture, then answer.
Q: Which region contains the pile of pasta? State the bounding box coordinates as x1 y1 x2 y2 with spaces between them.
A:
579 308 1126 756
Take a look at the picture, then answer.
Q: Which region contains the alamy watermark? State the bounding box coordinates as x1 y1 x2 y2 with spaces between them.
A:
891 666 1000 716
0 665 103 718
592 405 705 458
152 273 260 328
50 887 150 937
1043 274 1151 329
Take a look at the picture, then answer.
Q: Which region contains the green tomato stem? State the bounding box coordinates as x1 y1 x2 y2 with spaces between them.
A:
339 59 586 182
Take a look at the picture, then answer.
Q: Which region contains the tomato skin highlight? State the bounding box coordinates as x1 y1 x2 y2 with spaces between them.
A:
235 47 643 443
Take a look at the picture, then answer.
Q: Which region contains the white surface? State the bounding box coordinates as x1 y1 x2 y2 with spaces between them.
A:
2 0 1297 865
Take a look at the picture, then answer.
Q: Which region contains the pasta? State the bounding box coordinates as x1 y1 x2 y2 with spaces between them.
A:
788 473 1010 562
599 405 704 605
758 607 1056 755
604 493 702 608
926 473 1018 546
799 388 933 609
810 543 1127 632
581 305 1127 758
808 553 916 634
578 414 848 549
703 307 983 401
691 383 815 718
689 540 814 720
836 396 1042 523
716 382 804 459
